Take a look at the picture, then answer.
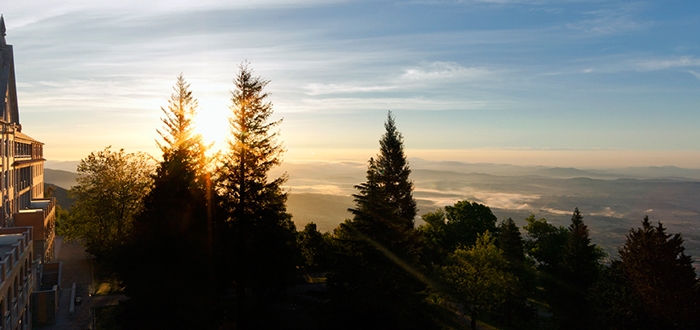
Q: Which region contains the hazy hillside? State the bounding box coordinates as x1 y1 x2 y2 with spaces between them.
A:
44 169 77 210
45 169 78 189
45 184 73 210
45 159 700 259
44 160 79 173
276 160 700 259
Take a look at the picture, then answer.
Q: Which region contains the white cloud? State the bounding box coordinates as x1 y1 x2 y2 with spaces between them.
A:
541 207 570 215
277 97 507 113
636 57 700 71
590 207 622 218
414 187 540 210
689 71 700 80
400 62 494 81
304 83 397 96
566 3 646 36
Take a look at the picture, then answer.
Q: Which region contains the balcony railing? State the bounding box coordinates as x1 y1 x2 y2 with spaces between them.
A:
4 311 10 330
11 299 17 328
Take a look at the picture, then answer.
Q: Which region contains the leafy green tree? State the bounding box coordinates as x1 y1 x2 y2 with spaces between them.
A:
117 74 218 329
216 63 298 328
420 200 497 255
441 231 517 330
326 114 430 329
522 214 568 271
618 216 700 328
45 184 71 236
64 146 152 260
298 222 329 271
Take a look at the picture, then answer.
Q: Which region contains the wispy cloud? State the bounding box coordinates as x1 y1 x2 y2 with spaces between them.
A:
415 187 540 210
590 207 623 218
541 207 570 215
277 97 508 113
566 3 647 36
400 62 495 82
636 57 700 71
304 83 397 96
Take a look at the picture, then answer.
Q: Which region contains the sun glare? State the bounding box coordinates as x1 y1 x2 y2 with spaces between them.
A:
194 98 230 156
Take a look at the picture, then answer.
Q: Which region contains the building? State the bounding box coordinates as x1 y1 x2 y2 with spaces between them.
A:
0 227 36 330
0 16 60 329
0 15 55 261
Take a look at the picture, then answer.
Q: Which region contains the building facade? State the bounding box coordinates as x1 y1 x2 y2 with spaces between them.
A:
0 15 55 261
0 227 36 330
0 16 59 330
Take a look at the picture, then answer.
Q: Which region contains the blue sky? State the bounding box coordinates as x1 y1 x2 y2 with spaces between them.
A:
3 0 700 167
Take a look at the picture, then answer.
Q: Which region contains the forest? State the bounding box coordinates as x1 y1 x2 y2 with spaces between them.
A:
58 64 700 330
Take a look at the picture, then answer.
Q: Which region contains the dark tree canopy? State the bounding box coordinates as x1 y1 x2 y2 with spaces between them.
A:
523 214 568 271
560 207 604 288
327 113 431 329
216 63 298 328
420 200 497 255
118 74 217 329
375 111 417 229
618 216 700 327
497 217 525 266
551 208 605 330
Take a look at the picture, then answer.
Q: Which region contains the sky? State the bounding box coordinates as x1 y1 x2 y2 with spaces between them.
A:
3 0 700 168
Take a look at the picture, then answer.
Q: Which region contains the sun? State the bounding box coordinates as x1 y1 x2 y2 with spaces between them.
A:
194 99 230 157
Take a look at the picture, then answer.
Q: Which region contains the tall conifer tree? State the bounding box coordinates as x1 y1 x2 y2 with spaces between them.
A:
375 111 417 228
216 63 297 328
618 216 699 327
328 112 430 328
553 208 604 329
118 74 217 329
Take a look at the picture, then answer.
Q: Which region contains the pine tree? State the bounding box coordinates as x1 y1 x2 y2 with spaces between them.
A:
118 74 217 329
216 63 298 328
561 207 604 287
553 208 605 329
496 218 537 327
497 217 525 266
327 114 430 329
375 111 417 229
618 216 700 328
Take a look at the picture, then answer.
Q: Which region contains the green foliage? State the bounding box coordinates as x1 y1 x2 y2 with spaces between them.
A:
497 217 525 266
53 204 69 236
420 200 497 256
495 218 537 328
216 63 298 327
441 231 517 330
522 214 568 271
64 146 152 259
618 216 700 328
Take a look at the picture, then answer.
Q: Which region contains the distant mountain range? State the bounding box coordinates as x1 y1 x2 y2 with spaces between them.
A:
44 159 700 259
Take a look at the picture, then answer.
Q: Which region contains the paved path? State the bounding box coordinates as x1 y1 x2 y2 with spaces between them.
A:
35 237 126 330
